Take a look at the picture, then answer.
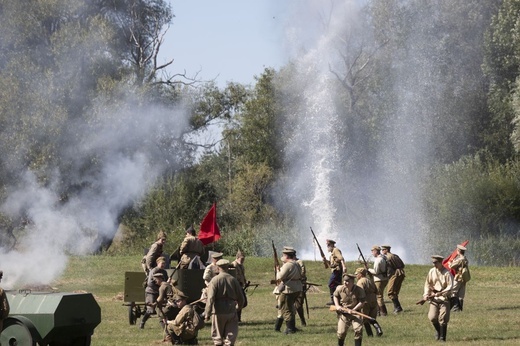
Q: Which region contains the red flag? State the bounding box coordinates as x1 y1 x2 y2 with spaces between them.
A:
442 240 469 275
198 203 221 245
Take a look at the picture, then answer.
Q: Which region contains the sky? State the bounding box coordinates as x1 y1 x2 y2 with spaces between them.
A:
160 1 289 86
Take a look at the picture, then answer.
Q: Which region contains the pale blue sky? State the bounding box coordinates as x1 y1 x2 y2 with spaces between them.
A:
160 1 289 86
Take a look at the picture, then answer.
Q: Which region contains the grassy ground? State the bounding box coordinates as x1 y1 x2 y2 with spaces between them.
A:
53 255 520 345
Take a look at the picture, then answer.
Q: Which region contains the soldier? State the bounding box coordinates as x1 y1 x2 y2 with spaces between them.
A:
204 259 245 346
140 257 168 329
0 270 10 333
333 273 366 346
327 239 347 306
355 268 379 337
167 292 201 345
231 250 247 323
142 231 167 274
448 244 469 311
179 226 205 269
423 255 454 342
276 246 303 334
368 245 388 316
380 245 405 313
203 251 224 286
294 254 307 327
157 276 182 322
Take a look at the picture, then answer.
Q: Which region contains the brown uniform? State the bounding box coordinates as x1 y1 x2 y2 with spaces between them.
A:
449 254 469 300
423 261 454 341
334 283 366 342
276 260 303 323
157 281 181 320
180 235 205 269
145 240 164 271
204 269 245 346
356 276 378 319
231 260 246 288
368 254 388 312
385 251 405 312
168 304 199 343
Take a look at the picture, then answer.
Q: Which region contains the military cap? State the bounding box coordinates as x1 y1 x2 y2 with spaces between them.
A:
355 267 367 276
173 292 189 301
282 246 296 254
431 255 444 263
342 273 356 281
457 244 467 251
153 272 165 278
381 245 391 250
216 259 230 268
236 249 245 258
326 239 336 245
371 245 381 251
206 251 223 264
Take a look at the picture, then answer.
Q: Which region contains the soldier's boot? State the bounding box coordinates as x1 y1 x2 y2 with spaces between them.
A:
237 310 242 322
450 297 461 312
296 305 306 326
380 304 388 316
139 312 151 329
459 299 464 311
432 321 441 340
337 339 345 346
354 337 362 346
284 319 297 334
364 322 373 337
439 324 447 342
274 317 283 332
392 298 403 313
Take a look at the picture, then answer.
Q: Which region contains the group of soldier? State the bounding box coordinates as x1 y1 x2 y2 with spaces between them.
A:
138 226 470 346
140 228 247 345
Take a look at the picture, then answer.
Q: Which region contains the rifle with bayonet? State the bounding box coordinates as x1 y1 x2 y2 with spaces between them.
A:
244 281 260 294
329 305 383 336
310 227 330 269
356 243 373 278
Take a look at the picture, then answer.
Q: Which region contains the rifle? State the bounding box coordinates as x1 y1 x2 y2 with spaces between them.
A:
356 243 372 278
271 240 280 284
330 305 383 336
244 281 260 295
310 227 330 269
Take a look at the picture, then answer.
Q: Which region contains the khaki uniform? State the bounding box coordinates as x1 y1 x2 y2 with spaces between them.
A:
385 252 405 301
168 304 199 343
293 259 307 326
204 271 245 346
368 255 388 311
328 247 345 301
356 276 378 319
145 267 167 313
157 281 181 320
333 284 366 342
423 266 454 328
204 263 219 285
231 260 246 288
449 254 469 299
276 260 303 322
179 235 205 269
145 240 164 271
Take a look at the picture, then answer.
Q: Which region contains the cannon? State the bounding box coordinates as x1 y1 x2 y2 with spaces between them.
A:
124 268 205 325
2 290 101 346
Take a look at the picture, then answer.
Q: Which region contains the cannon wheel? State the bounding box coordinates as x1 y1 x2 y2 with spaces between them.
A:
0 317 40 346
128 303 143 325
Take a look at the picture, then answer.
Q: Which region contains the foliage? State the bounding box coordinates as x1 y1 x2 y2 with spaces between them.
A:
423 152 520 264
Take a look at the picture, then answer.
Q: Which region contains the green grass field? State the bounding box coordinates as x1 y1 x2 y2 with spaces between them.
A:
53 255 520 345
